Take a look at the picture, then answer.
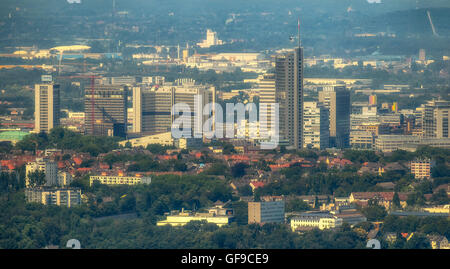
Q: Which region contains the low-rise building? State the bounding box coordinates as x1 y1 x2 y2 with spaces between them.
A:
427 235 450 249
90 173 151 186
410 158 434 179
350 130 375 149
333 210 367 226
175 137 203 149
157 205 233 227
375 135 450 152
422 205 450 214
248 196 285 224
349 192 408 209
119 132 174 148
290 212 343 231
374 135 420 152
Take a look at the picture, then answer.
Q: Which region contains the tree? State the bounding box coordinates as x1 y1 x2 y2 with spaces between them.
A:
222 143 236 155
403 233 431 249
238 185 253 196
231 201 248 225
205 163 229 176
361 199 387 221
393 192 401 209
0 141 12 154
146 144 167 155
407 192 426 207
27 170 46 187
431 189 450 205
231 162 248 178
286 198 311 212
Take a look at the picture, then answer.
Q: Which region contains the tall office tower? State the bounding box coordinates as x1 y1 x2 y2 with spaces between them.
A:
132 86 172 135
422 99 450 138
275 46 304 149
84 85 128 137
318 85 350 148
303 102 330 150
34 83 60 133
132 83 215 137
258 73 276 137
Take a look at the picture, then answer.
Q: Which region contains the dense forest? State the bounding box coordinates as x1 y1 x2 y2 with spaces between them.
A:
1 172 447 249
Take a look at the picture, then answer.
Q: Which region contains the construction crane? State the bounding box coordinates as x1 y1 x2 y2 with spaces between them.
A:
427 10 438 37
96 103 117 136
56 74 101 135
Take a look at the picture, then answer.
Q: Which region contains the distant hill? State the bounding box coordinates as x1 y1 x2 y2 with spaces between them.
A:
371 8 450 37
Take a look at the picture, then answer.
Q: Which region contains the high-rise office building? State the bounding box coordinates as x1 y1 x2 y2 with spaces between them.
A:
318 85 350 148
34 83 60 133
132 82 215 137
275 47 304 149
257 73 277 138
84 85 128 137
303 102 330 150
422 99 450 139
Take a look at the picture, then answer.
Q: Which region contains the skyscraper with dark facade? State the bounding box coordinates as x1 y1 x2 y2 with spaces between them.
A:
318 85 350 148
275 47 304 149
84 85 128 137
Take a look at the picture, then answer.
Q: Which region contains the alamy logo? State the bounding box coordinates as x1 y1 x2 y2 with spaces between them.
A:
171 95 279 149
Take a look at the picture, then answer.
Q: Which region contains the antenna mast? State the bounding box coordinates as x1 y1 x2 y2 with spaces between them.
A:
297 18 301 47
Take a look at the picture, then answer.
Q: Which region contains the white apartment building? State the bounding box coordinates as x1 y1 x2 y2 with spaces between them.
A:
290 212 343 231
157 206 233 227
25 187 82 207
303 102 330 149
25 158 58 187
90 174 151 186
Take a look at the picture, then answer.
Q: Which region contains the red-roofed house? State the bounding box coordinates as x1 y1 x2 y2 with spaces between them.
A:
0 160 15 170
157 155 178 160
73 157 83 166
349 192 408 209
249 181 265 192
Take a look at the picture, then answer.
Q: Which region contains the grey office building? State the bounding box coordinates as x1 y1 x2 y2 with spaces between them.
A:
84 85 128 137
319 85 350 148
422 99 450 139
132 83 215 137
275 47 304 149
